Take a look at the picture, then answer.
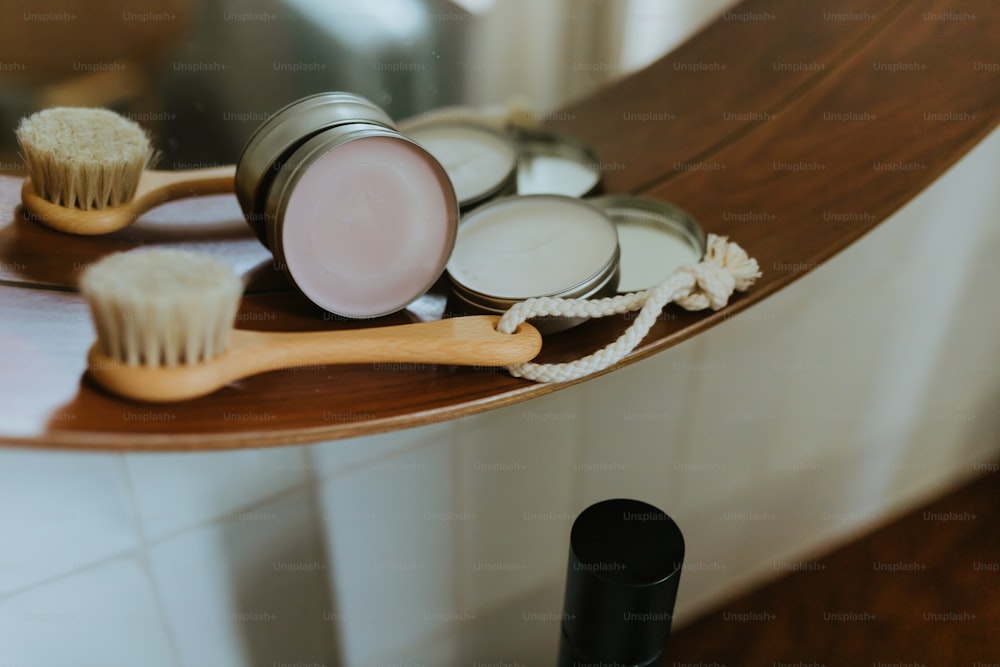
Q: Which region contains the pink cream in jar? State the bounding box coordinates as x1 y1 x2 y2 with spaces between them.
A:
235 93 459 318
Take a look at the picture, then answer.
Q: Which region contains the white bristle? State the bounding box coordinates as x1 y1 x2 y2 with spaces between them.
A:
16 107 154 211
80 249 243 367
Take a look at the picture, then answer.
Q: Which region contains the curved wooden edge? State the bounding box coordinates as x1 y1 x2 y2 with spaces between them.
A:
2 384 552 452
1 0 998 451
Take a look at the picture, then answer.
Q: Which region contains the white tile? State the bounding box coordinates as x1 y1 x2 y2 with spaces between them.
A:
147 488 333 667
309 420 455 480
368 634 461 667
0 451 138 596
373 581 564 667
0 557 175 667
776 284 895 457
455 388 579 614
670 450 872 622
679 300 803 508
316 439 457 667
125 446 309 542
884 391 990 497
575 336 703 514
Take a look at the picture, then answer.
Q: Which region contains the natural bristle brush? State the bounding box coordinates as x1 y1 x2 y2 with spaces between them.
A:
80 249 542 402
17 107 234 235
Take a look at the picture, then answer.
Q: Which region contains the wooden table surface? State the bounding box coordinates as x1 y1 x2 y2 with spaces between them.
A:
1 0 998 450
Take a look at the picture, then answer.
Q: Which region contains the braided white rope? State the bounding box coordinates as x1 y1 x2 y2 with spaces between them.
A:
496 234 762 383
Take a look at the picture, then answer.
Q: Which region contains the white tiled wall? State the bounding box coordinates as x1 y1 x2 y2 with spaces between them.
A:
0 558 176 667
454 390 579 616
124 447 309 542
317 433 458 666
147 488 334 667
0 452 137 597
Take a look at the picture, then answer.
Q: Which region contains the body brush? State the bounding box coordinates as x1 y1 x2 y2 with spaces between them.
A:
79 249 541 402
17 107 233 235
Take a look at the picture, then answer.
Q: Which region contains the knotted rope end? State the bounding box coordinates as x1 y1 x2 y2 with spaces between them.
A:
704 233 762 292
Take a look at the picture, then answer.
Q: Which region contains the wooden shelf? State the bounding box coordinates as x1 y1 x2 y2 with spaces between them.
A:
1 0 997 450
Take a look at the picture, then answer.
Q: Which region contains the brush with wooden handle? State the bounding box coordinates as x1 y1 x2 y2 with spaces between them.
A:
79 249 542 402
16 107 234 235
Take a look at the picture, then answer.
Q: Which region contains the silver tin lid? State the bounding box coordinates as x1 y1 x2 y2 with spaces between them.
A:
588 195 705 293
267 123 459 319
235 92 396 242
512 127 602 198
447 194 619 332
405 121 518 212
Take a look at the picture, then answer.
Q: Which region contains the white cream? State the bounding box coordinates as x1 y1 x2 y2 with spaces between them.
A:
616 223 701 292
517 153 600 197
448 196 618 299
407 124 516 205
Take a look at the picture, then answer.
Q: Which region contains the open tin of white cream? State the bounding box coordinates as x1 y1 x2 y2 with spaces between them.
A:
512 127 603 198
589 195 706 293
447 194 705 333
447 195 620 333
405 121 518 212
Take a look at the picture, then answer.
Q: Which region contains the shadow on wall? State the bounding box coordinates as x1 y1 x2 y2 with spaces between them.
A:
226 485 341 664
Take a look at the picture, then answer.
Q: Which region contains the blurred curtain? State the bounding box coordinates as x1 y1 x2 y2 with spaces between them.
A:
462 0 739 110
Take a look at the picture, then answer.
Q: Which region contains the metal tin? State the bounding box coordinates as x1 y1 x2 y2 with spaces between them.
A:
405 121 518 212
235 92 459 318
588 195 706 293
512 127 602 198
235 91 396 244
446 194 620 333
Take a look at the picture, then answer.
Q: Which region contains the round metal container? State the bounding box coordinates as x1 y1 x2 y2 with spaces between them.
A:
446 195 620 333
236 91 396 244
405 121 518 212
512 127 602 198
235 92 459 319
588 195 705 293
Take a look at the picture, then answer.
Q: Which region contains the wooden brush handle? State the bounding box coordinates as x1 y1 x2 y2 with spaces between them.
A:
87 316 543 403
230 316 541 371
22 165 235 235
133 166 235 205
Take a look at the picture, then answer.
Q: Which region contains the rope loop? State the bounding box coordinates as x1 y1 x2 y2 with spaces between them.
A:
499 234 761 383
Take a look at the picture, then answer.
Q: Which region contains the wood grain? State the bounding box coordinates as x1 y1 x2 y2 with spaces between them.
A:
547 0 908 194
667 473 1000 666
0 0 997 450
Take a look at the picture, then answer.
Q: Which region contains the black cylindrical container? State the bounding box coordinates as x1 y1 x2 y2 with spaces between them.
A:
558 498 685 667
